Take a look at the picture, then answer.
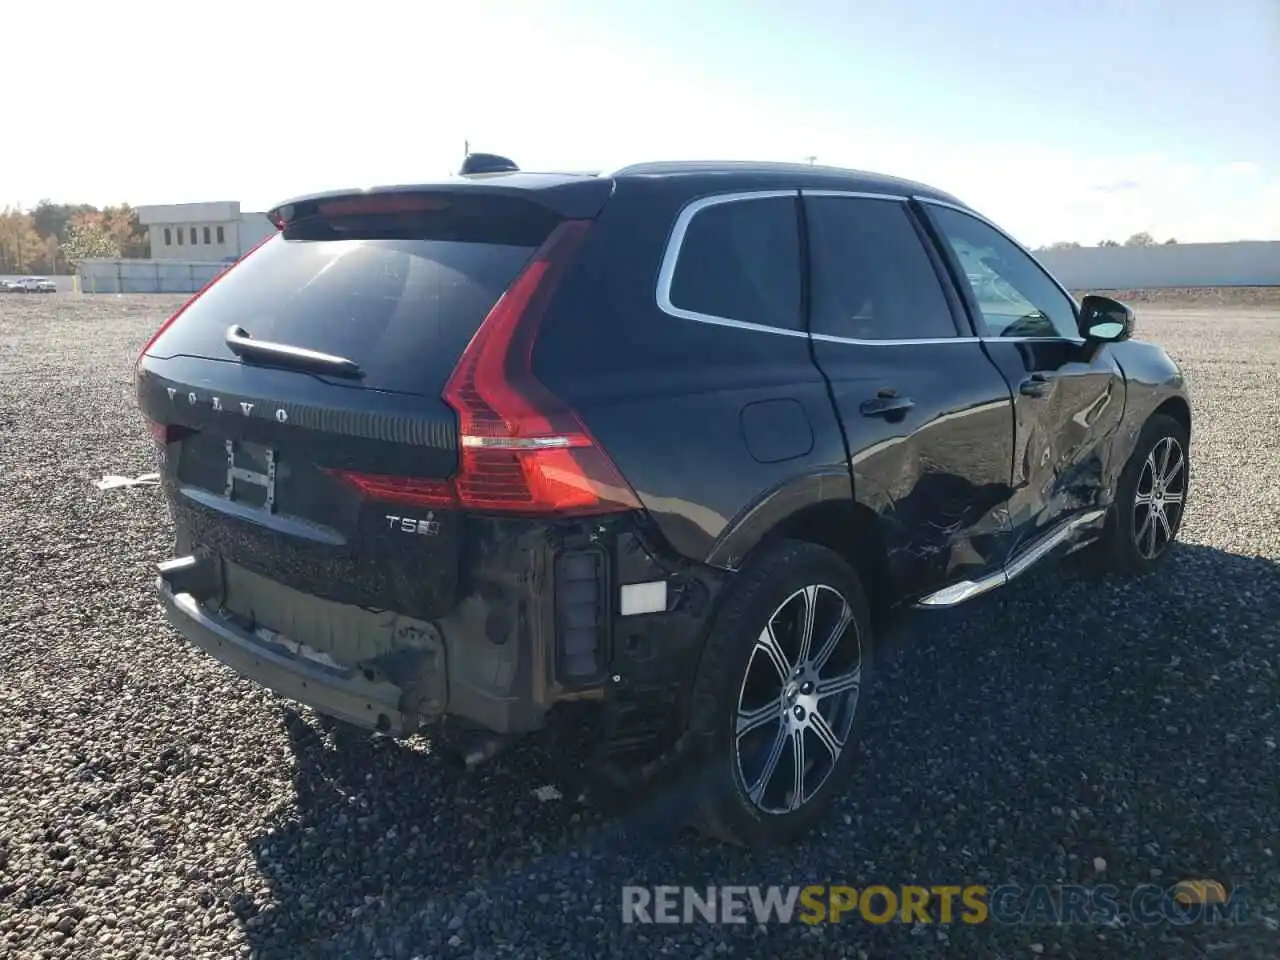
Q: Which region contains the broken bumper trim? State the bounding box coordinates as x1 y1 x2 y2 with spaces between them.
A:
157 577 418 736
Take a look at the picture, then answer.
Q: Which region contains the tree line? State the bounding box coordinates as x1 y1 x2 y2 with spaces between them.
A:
0 202 149 275
0 205 1189 274
1038 232 1178 252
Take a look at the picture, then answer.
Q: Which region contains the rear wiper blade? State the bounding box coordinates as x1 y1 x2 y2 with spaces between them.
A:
225 325 363 380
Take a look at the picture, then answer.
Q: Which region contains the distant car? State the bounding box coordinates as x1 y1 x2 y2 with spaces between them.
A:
6 276 56 293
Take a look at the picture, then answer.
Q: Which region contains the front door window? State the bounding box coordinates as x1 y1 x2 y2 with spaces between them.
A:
928 205 1078 340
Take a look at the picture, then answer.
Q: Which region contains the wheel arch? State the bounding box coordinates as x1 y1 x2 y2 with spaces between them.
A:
1152 395 1191 439
707 475 894 628
761 500 893 627
1106 377 1192 494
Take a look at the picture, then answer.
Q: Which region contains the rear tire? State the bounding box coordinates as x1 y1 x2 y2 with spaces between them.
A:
1088 413 1190 576
687 539 871 847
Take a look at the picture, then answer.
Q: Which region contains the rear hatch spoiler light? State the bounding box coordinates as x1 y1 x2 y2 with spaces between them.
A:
266 174 615 233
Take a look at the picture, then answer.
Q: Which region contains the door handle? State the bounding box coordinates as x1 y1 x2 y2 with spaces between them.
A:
859 389 915 418
1019 374 1053 398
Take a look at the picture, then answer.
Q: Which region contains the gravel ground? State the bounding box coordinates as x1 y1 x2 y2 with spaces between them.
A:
1070 286 1280 308
1 294 1278 959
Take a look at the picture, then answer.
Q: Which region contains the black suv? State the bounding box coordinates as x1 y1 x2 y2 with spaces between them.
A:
135 160 1191 846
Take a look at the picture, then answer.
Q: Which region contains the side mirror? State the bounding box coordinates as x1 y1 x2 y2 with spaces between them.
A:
1078 294 1135 342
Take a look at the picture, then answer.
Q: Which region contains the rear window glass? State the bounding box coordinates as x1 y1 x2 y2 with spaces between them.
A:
148 233 538 396
668 196 802 331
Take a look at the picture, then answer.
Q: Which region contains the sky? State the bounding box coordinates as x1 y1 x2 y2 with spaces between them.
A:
7 0 1278 247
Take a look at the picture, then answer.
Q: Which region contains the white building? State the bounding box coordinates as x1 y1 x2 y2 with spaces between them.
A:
136 201 276 261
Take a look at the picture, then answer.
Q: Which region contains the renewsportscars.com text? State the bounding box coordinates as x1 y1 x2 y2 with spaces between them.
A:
621 883 1248 926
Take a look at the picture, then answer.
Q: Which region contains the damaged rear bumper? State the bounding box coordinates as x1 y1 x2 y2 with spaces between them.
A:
157 554 447 737
154 513 724 751
159 581 422 736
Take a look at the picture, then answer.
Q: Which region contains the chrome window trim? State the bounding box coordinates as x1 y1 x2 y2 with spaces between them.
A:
800 189 910 201
912 195 1086 345
813 333 980 346
656 189 981 347
655 189 806 338
982 335 1087 345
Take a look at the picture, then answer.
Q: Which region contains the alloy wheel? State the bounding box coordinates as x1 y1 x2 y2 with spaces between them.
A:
734 584 862 815
1133 435 1186 560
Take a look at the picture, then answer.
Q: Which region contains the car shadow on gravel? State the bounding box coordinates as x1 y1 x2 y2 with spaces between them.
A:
240 542 1280 960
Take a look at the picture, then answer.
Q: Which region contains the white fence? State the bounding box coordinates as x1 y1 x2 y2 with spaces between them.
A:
1036 241 1280 291
71 241 1280 296
77 258 233 294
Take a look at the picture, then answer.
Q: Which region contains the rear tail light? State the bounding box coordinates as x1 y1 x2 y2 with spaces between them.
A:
329 219 642 518
268 193 453 229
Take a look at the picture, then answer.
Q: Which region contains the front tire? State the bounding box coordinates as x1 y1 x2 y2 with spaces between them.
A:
687 540 871 847
1091 412 1190 576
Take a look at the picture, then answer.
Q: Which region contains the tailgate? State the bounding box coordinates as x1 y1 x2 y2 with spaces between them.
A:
136 183 612 622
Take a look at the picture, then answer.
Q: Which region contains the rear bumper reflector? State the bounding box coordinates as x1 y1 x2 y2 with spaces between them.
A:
619 581 668 617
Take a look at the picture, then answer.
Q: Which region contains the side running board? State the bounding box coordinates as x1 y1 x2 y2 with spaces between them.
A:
914 508 1107 609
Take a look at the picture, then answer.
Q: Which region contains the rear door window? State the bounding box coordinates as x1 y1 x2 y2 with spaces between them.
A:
805 196 959 341
667 195 802 331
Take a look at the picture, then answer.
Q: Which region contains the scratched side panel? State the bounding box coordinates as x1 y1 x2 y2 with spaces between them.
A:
979 340 1126 551
1105 338 1190 458
827 341 1017 601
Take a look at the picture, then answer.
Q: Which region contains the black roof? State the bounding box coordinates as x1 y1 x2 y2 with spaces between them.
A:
268 160 966 221
609 160 964 205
